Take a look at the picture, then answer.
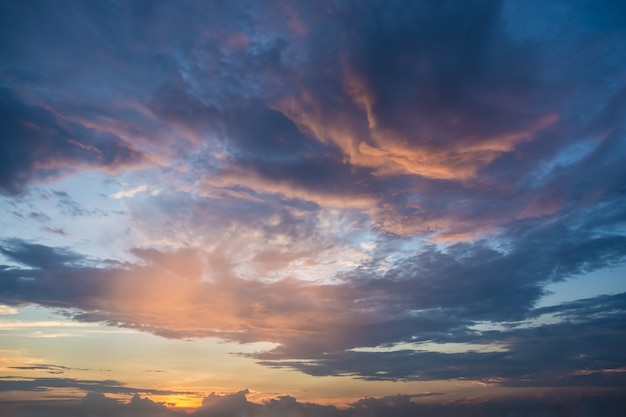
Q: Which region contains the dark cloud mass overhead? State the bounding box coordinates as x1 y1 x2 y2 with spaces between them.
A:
1 0 626 413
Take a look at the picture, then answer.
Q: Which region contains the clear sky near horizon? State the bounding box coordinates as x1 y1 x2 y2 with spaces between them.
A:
1 1 626 416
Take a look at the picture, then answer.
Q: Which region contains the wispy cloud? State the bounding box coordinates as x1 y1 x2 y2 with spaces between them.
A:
111 185 149 199
0 376 195 396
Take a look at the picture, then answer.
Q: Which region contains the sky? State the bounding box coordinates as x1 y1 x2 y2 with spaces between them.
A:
1 0 626 416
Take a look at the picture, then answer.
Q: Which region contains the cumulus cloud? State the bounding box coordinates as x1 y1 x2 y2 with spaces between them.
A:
1 391 625 417
0 393 185 417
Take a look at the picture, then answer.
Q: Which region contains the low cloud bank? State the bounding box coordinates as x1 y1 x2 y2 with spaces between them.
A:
1 390 626 417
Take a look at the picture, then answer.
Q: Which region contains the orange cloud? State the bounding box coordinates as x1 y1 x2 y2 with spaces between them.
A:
201 168 376 209
274 87 559 182
98 250 372 351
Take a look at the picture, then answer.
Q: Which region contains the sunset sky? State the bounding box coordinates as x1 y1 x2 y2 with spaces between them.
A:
1 0 626 416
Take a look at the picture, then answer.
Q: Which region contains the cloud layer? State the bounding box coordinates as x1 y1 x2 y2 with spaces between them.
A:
1 0 626 402
1 391 625 417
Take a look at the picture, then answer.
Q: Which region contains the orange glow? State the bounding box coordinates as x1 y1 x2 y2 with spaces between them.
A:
149 394 205 411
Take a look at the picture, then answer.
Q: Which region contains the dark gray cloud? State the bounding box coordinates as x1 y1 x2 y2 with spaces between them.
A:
0 88 146 195
256 293 626 384
336 0 543 142
7 364 91 375
1 390 625 417
0 239 83 269
0 393 186 417
0 376 195 396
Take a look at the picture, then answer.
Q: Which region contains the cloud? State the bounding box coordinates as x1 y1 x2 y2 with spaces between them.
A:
3 0 625 239
1 390 626 417
0 88 148 195
7 364 89 375
0 305 18 315
0 393 185 417
1 205 625 385
0 239 83 269
273 0 561 182
0 376 194 396
111 184 149 199
257 295 626 385
193 390 258 417
1 0 626 402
